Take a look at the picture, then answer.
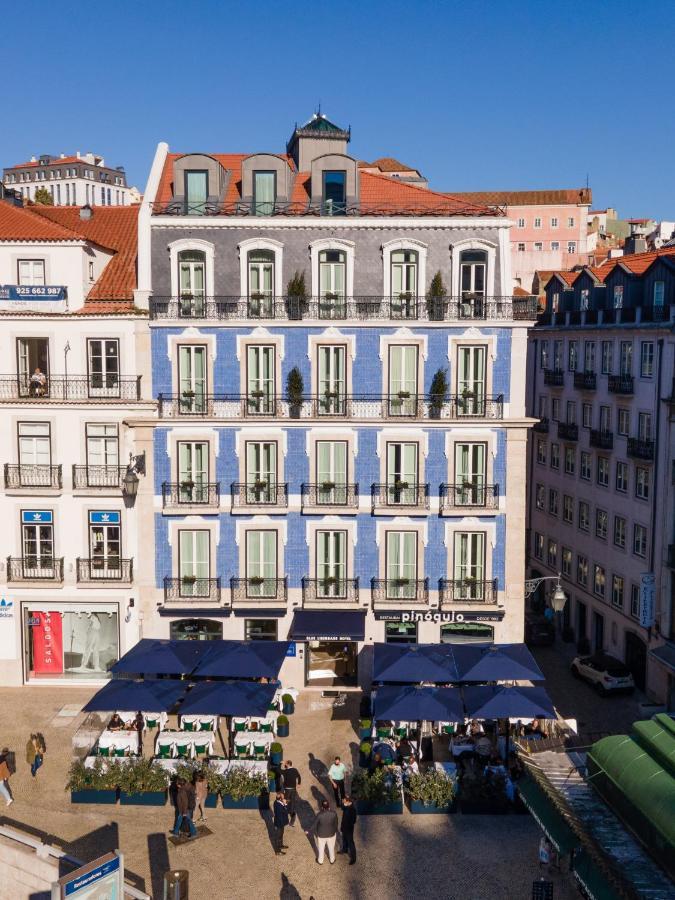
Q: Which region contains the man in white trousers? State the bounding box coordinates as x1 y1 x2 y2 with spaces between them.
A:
306 799 338 864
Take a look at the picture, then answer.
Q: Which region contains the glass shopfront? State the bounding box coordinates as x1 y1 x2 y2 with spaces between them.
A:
385 621 418 644
170 618 223 641
440 622 494 643
306 641 357 686
23 603 119 680
244 619 278 641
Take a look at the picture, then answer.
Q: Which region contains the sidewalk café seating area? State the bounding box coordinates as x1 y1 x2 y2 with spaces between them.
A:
155 729 217 759
232 712 278 734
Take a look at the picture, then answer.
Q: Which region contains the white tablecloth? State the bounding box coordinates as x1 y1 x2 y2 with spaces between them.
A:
115 711 168 730
155 730 216 758
179 714 219 731
233 731 274 754
451 741 475 758
98 730 139 753
232 713 277 734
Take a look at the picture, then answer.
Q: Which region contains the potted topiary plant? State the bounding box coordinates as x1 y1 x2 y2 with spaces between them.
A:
405 769 456 814
428 367 448 419
358 719 372 740
286 271 307 320
427 271 447 321
281 693 294 715
270 741 283 766
352 767 403 815
286 366 304 419
276 714 289 738
358 741 372 768
67 758 119 805
118 757 169 806
221 767 268 809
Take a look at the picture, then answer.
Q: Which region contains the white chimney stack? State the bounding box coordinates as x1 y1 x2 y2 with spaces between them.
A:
60 153 65 159
30 156 36 162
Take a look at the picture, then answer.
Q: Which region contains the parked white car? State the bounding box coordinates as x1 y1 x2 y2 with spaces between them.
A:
570 653 635 695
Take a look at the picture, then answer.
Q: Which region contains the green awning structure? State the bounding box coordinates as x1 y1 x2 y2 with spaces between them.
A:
517 777 579 855
572 851 623 900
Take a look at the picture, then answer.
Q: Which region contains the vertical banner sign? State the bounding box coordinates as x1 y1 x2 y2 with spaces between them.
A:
31 611 64 674
639 573 656 628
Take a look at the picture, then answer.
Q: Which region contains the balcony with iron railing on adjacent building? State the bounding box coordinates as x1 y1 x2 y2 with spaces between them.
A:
76 558 133 584
72 465 127 490
627 438 655 460
439 577 498 607
439 483 499 514
573 371 597 391
589 430 614 450
230 577 288 606
0 374 142 402
608 375 634 395
162 482 221 511
371 483 430 512
148 294 538 323
157 392 505 421
301 483 359 511
301 577 361 606
532 418 549 434
163 576 222 604
7 556 64 583
557 422 579 441
4 464 62 489
543 369 564 387
230 482 289 510
371 577 429 607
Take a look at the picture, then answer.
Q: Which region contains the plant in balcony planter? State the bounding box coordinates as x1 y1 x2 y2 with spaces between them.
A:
67 758 119 804
276 714 290 738
182 389 196 398
250 389 265 398
321 480 336 490
253 479 268 490
393 480 409 490
394 577 410 587
406 769 455 813
286 366 304 419
118 758 168 806
397 390 411 399
286 271 307 320
429 367 449 419
180 479 195 488
249 576 265 586
428 271 447 320
281 693 294 715
182 575 197 584
221 767 268 808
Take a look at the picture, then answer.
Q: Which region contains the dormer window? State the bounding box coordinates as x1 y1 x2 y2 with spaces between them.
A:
253 172 276 216
322 171 346 215
184 170 208 215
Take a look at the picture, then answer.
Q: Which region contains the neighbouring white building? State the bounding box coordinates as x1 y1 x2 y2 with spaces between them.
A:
0 199 154 686
3 152 135 207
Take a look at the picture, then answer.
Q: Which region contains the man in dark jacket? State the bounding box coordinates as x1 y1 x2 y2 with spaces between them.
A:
281 760 302 825
339 796 357 864
306 800 338 864
272 792 289 855
171 778 197 839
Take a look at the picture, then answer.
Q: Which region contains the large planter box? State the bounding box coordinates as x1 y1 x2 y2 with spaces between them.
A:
459 799 510 815
221 794 260 810
356 799 403 816
276 723 289 738
205 793 219 808
407 797 456 814
71 789 118 805
119 790 167 806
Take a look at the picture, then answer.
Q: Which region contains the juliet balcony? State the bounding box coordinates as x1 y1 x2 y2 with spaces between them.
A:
589 430 614 450
72 465 127 490
231 577 288 606
76 558 134 584
149 294 538 323
439 578 498 607
301 483 359 511
439 483 499 514
557 422 579 441
7 556 64 583
157 393 505 421
371 483 430 512
573 371 597 391
371 578 429 608
4 464 62 490
0 374 142 402
162 482 221 510
608 375 634 395
231 482 289 510
532 418 549 434
301 577 361 606
627 438 655 461
163 577 222 604
543 369 564 387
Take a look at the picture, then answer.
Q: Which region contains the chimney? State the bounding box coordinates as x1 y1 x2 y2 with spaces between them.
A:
30 156 36 163
60 153 65 159
76 151 80 159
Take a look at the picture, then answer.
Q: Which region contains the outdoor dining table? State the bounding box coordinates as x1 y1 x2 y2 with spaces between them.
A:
98 730 139 754
155 729 216 758
233 731 274 755
115 711 168 730
231 712 278 734
179 714 219 731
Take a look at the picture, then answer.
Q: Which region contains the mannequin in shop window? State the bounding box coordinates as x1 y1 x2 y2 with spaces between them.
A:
81 614 102 671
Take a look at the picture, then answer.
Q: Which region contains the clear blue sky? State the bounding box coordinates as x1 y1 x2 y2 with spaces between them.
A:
4 0 674 218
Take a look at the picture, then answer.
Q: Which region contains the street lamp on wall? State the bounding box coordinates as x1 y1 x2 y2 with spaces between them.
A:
122 452 145 501
524 573 568 612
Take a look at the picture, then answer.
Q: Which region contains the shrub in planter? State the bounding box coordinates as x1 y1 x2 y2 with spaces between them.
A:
67 759 119 804
405 769 456 813
458 773 509 815
281 693 294 715
221 767 268 809
352 768 402 815
118 758 169 806
428 367 449 419
276 714 289 738
173 761 223 807
270 742 283 766
358 719 372 740
427 271 447 320
358 741 372 768
286 367 304 419
286 271 307 320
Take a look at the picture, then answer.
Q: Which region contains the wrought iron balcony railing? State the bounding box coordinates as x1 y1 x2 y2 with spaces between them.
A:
157 393 504 421
72 465 126 489
557 422 579 441
439 578 498 605
231 482 289 508
608 375 634 394
532 418 549 433
4 464 62 489
76 558 133 583
163 576 222 603
7 556 64 582
0 374 141 401
301 483 359 509
148 294 537 322
371 483 430 509
589 430 614 450
230 577 288 603
371 578 429 605
439 483 499 512
543 369 564 387
301 577 360 604
573 371 597 390
162 482 221 508
627 438 655 460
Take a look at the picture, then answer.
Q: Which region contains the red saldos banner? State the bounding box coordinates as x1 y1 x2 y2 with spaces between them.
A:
31 611 63 674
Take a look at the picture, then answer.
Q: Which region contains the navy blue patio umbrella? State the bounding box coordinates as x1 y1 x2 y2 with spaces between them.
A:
373 685 465 722
192 640 290 680
110 639 213 677
372 643 461 684
82 678 188 713
178 680 278 718
454 643 545 683
462 685 556 720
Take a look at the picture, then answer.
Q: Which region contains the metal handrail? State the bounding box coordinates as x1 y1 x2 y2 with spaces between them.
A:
0 374 141 401
4 463 62 489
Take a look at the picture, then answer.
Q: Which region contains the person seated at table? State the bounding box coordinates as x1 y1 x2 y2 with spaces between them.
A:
527 717 544 736
474 734 493 760
108 713 125 731
396 737 413 763
401 757 419 783
467 719 484 737
368 752 385 775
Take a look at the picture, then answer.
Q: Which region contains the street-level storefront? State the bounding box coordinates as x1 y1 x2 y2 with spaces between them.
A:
289 610 366 687
374 609 504 645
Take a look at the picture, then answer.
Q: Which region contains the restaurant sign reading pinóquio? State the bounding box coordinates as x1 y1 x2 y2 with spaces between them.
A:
374 610 505 623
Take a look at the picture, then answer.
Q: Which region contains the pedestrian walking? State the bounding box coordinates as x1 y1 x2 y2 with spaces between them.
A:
193 772 208 823
272 792 290 855
0 749 13 807
170 778 197 839
306 800 338 865
328 756 347 807
282 760 301 825
26 734 45 778
339 796 357 864
134 711 144 755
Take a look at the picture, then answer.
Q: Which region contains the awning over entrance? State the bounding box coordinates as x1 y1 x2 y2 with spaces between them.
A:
290 610 366 642
517 777 579 855
650 642 675 673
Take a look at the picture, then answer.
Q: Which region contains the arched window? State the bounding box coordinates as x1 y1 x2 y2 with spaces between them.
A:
247 250 275 317
439 622 494 644
169 618 223 641
390 249 418 319
178 250 206 316
319 250 346 318
459 249 487 317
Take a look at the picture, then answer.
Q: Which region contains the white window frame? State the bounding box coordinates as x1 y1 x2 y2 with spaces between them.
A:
168 238 214 299
238 237 283 299
382 239 427 300
310 238 355 298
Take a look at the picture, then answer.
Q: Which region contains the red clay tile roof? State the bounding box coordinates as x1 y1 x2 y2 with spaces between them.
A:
549 246 675 288
359 157 418 173
0 201 85 241
446 188 592 207
513 286 531 296
31 205 139 306
9 155 81 169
